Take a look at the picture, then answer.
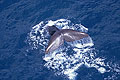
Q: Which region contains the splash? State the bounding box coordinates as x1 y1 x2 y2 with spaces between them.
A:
26 19 120 80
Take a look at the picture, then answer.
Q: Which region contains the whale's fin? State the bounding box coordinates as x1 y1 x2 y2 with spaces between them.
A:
62 29 89 42
45 31 64 53
45 28 89 53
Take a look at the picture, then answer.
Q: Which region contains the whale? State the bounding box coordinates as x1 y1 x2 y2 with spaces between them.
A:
45 25 89 53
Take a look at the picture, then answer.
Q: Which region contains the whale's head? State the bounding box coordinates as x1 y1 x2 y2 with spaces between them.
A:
47 25 59 36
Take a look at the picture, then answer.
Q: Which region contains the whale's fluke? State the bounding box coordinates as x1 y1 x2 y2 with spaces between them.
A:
45 26 89 53
45 31 64 53
62 29 88 42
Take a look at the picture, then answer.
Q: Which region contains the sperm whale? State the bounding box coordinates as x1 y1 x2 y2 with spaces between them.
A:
45 25 89 53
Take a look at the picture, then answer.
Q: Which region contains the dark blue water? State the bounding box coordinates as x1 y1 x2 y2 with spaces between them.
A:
0 0 120 80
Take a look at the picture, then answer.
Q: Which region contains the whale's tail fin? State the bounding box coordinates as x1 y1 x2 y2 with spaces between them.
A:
47 25 59 36
62 29 89 42
45 28 89 53
45 31 64 53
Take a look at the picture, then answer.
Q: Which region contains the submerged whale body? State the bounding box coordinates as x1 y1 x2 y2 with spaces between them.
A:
47 25 59 36
45 25 89 53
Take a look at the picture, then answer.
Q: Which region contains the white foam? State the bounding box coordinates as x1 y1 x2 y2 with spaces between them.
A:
98 67 106 73
27 19 118 80
42 19 107 79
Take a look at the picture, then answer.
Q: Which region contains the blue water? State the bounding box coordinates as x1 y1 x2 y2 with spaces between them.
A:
0 0 120 80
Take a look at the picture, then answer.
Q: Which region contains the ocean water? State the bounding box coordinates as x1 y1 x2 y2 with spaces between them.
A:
0 0 120 80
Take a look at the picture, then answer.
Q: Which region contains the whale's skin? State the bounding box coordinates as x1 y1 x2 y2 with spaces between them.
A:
45 26 89 53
